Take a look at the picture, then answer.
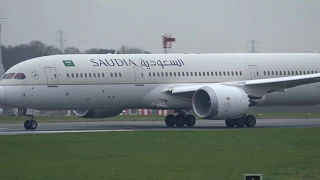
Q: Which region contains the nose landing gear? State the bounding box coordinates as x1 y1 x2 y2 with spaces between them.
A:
21 109 38 130
24 118 38 130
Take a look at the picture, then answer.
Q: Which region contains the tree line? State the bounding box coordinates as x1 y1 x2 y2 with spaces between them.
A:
1 41 151 71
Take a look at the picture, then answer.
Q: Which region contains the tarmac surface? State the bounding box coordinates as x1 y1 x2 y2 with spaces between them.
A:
0 119 320 135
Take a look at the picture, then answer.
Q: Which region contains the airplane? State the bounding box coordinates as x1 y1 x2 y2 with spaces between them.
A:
0 53 320 130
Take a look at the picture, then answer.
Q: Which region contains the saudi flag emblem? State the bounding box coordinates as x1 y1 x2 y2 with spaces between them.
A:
62 60 75 67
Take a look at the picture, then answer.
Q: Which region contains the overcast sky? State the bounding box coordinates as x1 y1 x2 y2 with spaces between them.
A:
1 0 320 53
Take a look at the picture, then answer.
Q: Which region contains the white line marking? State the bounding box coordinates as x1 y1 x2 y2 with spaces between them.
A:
0 129 135 136
33 130 134 134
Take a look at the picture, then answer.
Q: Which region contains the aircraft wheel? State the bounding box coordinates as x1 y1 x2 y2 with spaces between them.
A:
225 119 236 127
175 115 186 127
24 120 31 130
185 114 196 127
245 115 256 127
235 117 246 128
29 120 37 130
165 114 176 127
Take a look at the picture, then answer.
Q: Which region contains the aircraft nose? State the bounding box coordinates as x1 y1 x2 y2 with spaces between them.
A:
0 83 7 104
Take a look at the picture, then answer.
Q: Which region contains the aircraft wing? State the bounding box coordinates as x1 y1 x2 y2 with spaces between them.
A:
166 74 320 99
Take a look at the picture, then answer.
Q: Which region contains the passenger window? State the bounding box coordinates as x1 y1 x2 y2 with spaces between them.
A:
161 72 164 77
174 72 176 76
72 73 74 78
94 73 97 77
268 71 270 76
195 72 197 76
223 72 226 76
227 71 230 76
219 72 222 76
110 73 113 77
67 73 70 78
89 73 91 78
157 72 160 77
311 71 314 74
149 72 151 77
303 71 306 75
279 71 282 75
170 72 172 76
119 73 122 77
240 71 242 76
198 72 201 76
264 71 266 76
153 72 155 77
215 72 218 76
14 73 26 80
182 72 185 76
80 73 83 78
178 72 180 76
190 72 193 76
307 71 310 74
115 73 117 77
231 71 234 76
272 71 274 75
97 73 100 77
287 71 290 75
203 72 205 76
76 73 79 78
207 72 209 76
276 71 278 75
186 72 189 76
102 73 105 77
166 72 168 76
235 71 238 76
316 71 318 73
85 73 88 78
300 71 302 75
284 71 286 75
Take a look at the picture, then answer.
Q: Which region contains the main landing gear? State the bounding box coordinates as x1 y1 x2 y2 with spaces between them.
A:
225 115 256 128
165 111 196 127
24 116 38 130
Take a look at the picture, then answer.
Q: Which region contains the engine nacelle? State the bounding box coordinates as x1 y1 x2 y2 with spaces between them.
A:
73 109 123 119
192 85 250 120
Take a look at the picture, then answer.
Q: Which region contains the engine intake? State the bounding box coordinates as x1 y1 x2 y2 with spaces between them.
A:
73 109 123 119
192 85 250 120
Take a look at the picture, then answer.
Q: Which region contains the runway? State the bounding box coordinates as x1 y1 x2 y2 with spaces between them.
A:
0 118 320 135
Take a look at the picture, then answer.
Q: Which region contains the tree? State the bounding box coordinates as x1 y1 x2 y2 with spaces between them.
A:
1 41 152 71
119 45 151 54
84 48 117 54
1 41 62 71
64 47 80 54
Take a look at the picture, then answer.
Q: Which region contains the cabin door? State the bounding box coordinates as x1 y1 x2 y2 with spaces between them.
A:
44 67 58 87
133 66 144 86
249 65 260 80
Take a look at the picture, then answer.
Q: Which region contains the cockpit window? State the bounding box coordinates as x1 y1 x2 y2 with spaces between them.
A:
2 73 16 79
14 73 26 80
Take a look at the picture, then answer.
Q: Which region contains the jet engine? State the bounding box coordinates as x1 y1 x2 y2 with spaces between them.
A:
192 85 250 120
73 109 123 118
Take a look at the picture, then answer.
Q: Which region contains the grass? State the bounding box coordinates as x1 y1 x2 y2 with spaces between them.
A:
0 128 320 180
0 112 320 124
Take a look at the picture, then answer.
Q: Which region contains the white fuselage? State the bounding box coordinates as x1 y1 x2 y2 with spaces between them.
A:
1 53 320 111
